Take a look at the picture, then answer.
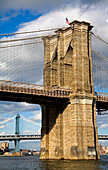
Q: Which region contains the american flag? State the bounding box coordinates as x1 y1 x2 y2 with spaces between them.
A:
66 18 70 25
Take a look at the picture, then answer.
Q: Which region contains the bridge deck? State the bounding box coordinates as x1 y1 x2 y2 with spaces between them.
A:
0 135 41 140
0 80 71 99
0 80 108 111
0 80 108 101
98 135 108 140
0 135 107 141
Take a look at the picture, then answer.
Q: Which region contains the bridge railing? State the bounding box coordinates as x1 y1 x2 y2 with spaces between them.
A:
0 134 107 140
96 92 108 102
0 80 108 101
0 80 72 98
0 135 41 140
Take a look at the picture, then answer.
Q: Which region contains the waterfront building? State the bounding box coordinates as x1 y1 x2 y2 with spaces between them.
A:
1 142 9 152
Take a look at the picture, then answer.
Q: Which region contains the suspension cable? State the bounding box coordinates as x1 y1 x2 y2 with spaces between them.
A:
93 64 108 74
20 115 40 126
0 40 42 48
0 26 67 37
91 32 108 45
0 34 52 43
92 49 108 61
0 116 16 124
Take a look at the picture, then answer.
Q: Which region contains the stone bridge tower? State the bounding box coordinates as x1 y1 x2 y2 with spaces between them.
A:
40 20 100 160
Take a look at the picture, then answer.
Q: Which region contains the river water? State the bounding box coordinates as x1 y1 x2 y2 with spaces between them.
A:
0 155 108 170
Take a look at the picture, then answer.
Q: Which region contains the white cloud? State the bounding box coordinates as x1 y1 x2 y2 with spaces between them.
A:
29 110 41 121
0 125 5 129
0 101 40 116
23 130 31 134
97 115 108 135
0 13 18 22
0 0 107 12
0 0 76 12
100 124 108 129
0 131 6 135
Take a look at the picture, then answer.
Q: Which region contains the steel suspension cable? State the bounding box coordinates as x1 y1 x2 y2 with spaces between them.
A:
93 64 108 74
0 34 54 44
0 116 16 124
0 26 67 37
0 40 42 48
20 115 40 126
91 32 108 45
91 49 108 61
0 41 43 83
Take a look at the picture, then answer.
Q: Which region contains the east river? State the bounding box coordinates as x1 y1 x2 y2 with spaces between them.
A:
0 155 108 170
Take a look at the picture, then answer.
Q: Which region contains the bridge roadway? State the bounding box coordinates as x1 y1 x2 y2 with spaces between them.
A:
0 135 41 141
0 135 107 141
0 80 108 110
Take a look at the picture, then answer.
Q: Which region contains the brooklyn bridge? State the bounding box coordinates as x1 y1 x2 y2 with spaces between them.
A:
0 20 108 160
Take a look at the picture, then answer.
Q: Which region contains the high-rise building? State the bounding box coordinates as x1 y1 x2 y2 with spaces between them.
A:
1 142 9 151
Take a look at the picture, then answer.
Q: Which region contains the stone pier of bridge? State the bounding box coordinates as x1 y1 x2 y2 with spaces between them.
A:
40 20 100 160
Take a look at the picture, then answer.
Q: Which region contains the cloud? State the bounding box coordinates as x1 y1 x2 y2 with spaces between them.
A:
0 102 41 136
23 130 31 134
97 115 108 135
29 110 41 121
0 101 40 115
0 0 107 27
97 115 108 125
11 4 108 41
0 0 107 11
0 13 18 22
0 131 6 135
81 0 107 5
23 129 41 135
0 0 76 11
100 124 108 129
0 125 5 129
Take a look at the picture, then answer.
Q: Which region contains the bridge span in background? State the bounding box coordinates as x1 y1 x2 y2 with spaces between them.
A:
0 135 108 141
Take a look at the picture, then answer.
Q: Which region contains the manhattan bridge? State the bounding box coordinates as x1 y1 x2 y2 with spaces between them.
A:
0 20 107 159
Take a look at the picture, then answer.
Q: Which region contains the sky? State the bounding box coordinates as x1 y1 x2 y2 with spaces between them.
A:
0 0 108 149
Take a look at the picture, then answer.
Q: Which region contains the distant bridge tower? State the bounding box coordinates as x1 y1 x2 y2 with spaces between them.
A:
40 20 100 160
15 114 20 152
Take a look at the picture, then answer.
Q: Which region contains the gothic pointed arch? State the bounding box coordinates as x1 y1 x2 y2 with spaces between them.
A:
52 46 58 62
50 46 58 87
65 44 73 56
64 38 73 57
64 44 73 88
